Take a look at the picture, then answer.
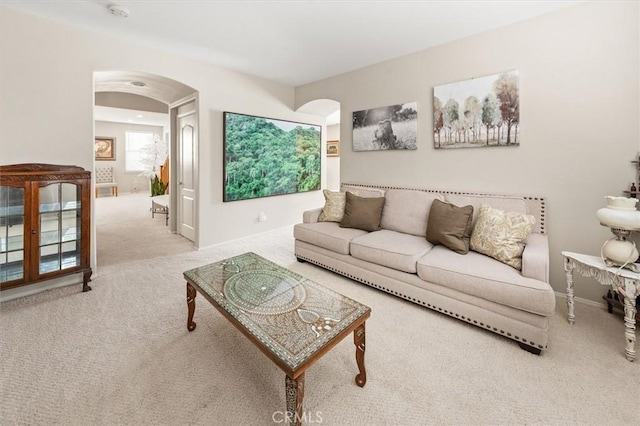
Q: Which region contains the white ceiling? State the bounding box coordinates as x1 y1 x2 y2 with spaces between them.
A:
4 0 580 87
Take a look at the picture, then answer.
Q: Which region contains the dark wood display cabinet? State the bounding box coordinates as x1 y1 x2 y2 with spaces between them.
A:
0 164 92 292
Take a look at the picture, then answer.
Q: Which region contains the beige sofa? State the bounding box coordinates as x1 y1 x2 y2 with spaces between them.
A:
294 183 556 354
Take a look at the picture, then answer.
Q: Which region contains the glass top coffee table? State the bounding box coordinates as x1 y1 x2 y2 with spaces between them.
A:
183 252 371 425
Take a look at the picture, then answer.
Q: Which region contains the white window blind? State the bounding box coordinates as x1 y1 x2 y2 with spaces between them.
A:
125 131 154 173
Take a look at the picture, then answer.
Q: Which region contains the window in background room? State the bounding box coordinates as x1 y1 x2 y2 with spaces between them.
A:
125 131 154 173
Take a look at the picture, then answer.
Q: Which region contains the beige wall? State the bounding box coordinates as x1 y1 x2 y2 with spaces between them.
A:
296 1 640 302
326 124 341 190
1 6 326 263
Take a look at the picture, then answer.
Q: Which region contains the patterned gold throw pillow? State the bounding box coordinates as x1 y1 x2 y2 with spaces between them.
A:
470 204 535 270
318 190 346 222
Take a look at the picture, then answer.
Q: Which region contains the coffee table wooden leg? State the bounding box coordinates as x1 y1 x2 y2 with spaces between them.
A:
354 322 366 387
285 374 304 426
187 282 197 331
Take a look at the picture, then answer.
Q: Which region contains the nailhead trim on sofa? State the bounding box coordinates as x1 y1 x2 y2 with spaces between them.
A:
296 253 546 350
341 182 547 235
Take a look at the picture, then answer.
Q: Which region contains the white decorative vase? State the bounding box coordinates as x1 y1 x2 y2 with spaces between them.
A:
596 196 640 229
602 237 639 265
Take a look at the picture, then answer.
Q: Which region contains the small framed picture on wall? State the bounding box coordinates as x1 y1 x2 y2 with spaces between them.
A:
327 140 340 157
95 137 116 161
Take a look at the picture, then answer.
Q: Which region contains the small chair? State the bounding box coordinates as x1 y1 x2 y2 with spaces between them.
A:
95 167 118 197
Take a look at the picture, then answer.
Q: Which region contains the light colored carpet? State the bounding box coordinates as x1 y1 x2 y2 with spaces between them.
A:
1 196 638 425
95 192 194 268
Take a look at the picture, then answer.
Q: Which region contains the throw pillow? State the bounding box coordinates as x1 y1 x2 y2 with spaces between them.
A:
426 199 474 254
339 191 385 232
470 204 535 270
318 190 346 222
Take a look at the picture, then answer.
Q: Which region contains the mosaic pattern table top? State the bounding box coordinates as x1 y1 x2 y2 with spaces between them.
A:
183 252 371 371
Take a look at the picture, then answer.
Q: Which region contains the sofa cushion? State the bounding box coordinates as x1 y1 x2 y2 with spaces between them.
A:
417 246 555 316
351 230 433 273
294 222 368 255
318 190 346 222
470 204 535 270
340 191 385 232
380 189 445 237
445 193 528 228
426 199 474 254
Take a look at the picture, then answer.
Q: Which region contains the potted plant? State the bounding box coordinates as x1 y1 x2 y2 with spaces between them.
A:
139 134 168 196
150 174 167 196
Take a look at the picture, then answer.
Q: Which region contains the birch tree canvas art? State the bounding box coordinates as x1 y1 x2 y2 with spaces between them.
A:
433 70 519 149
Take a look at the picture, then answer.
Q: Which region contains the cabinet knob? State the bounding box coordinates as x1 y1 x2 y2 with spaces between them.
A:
31 230 36 235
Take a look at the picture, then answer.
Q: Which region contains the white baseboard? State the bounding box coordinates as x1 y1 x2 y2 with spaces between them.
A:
554 290 607 310
195 225 293 251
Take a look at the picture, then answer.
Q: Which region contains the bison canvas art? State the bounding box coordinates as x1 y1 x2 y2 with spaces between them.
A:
433 70 519 149
352 102 417 151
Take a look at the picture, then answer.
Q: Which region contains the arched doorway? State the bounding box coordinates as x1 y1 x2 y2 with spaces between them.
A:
93 71 199 267
296 99 341 190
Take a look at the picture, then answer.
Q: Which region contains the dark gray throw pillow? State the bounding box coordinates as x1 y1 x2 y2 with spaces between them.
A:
426 199 474 254
339 191 385 232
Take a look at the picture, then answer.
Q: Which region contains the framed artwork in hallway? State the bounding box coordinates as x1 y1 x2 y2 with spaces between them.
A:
95 137 116 161
327 140 339 157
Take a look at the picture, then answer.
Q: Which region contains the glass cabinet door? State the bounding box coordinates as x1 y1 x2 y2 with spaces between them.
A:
0 185 26 283
38 183 82 275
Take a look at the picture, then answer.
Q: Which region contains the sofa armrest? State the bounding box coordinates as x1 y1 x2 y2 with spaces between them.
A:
521 233 549 283
303 208 323 224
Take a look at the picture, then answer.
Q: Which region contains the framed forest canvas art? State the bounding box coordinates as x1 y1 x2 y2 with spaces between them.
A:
223 112 321 202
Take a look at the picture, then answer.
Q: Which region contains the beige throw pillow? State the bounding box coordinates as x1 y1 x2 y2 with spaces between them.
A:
426 199 474 254
470 204 535 270
339 191 385 232
318 190 346 222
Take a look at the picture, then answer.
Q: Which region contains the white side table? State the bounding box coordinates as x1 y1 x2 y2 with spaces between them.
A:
562 251 639 361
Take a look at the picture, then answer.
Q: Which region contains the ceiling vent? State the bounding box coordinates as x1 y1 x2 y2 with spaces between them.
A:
107 4 129 18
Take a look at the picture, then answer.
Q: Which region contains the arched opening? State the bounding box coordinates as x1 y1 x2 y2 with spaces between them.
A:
93 71 199 267
296 99 341 190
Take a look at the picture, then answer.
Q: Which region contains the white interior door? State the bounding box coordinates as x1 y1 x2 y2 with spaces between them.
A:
177 106 196 241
